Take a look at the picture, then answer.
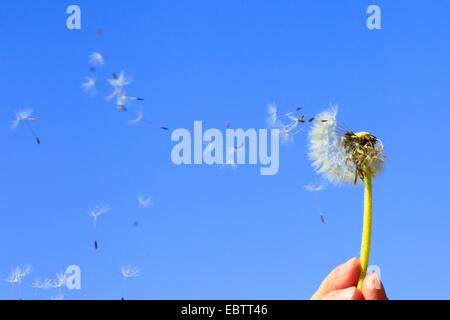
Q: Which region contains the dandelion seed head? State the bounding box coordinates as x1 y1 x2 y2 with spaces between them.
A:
309 106 385 184
342 131 385 182
121 265 141 279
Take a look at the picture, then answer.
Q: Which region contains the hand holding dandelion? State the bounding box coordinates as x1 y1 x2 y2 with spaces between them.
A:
309 107 385 290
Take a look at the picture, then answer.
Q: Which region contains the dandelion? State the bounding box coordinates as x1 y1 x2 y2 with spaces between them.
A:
308 106 385 289
89 52 105 67
120 265 141 300
81 76 97 94
5 265 32 300
89 205 110 250
10 109 41 144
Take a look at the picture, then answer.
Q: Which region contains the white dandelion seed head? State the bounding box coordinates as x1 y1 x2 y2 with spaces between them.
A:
11 110 36 129
138 196 153 208
89 52 105 67
308 106 356 184
309 106 385 184
89 205 110 220
121 265 142 279
5 265 32 284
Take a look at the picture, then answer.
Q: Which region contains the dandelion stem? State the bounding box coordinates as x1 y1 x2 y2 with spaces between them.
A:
357 166 373 290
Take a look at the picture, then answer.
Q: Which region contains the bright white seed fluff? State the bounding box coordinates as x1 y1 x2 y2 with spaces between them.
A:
308 106 384 184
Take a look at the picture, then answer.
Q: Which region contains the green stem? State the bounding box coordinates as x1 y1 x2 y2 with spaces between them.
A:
357 167 373 290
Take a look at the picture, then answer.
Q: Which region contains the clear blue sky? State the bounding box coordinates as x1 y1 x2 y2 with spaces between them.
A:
1 0 449 300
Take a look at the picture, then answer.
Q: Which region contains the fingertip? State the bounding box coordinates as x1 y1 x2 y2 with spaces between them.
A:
362 273 387 300
322 287 364 300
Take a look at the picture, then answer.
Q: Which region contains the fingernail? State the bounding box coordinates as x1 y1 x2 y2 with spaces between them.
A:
366 272 382 290
335 287 358 300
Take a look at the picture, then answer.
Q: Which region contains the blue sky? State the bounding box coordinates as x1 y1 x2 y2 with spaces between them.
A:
0 0 449 300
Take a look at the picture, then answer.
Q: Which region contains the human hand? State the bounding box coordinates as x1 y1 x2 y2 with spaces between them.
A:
311 258 387 300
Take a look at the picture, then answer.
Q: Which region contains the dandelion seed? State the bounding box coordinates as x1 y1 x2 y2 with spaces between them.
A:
121 265 141 279
120 265 142 300
279 125 295 145
109 71 131 89
5 265 32 284
5 265 32 300
308 105 385 289
51 294 65 301
265 104 310 144
89 52 105 67
304 183 326 192
89 205 110 250
10 109 41 144
31 278 53 290
129 111 145 126
123 95 144 101
116 95 128 112
51 272 67 289
137 196 153 209
266 103 278 128
222 158 237 170
224 142 245 169
304 183 326 223
81 76 97 94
